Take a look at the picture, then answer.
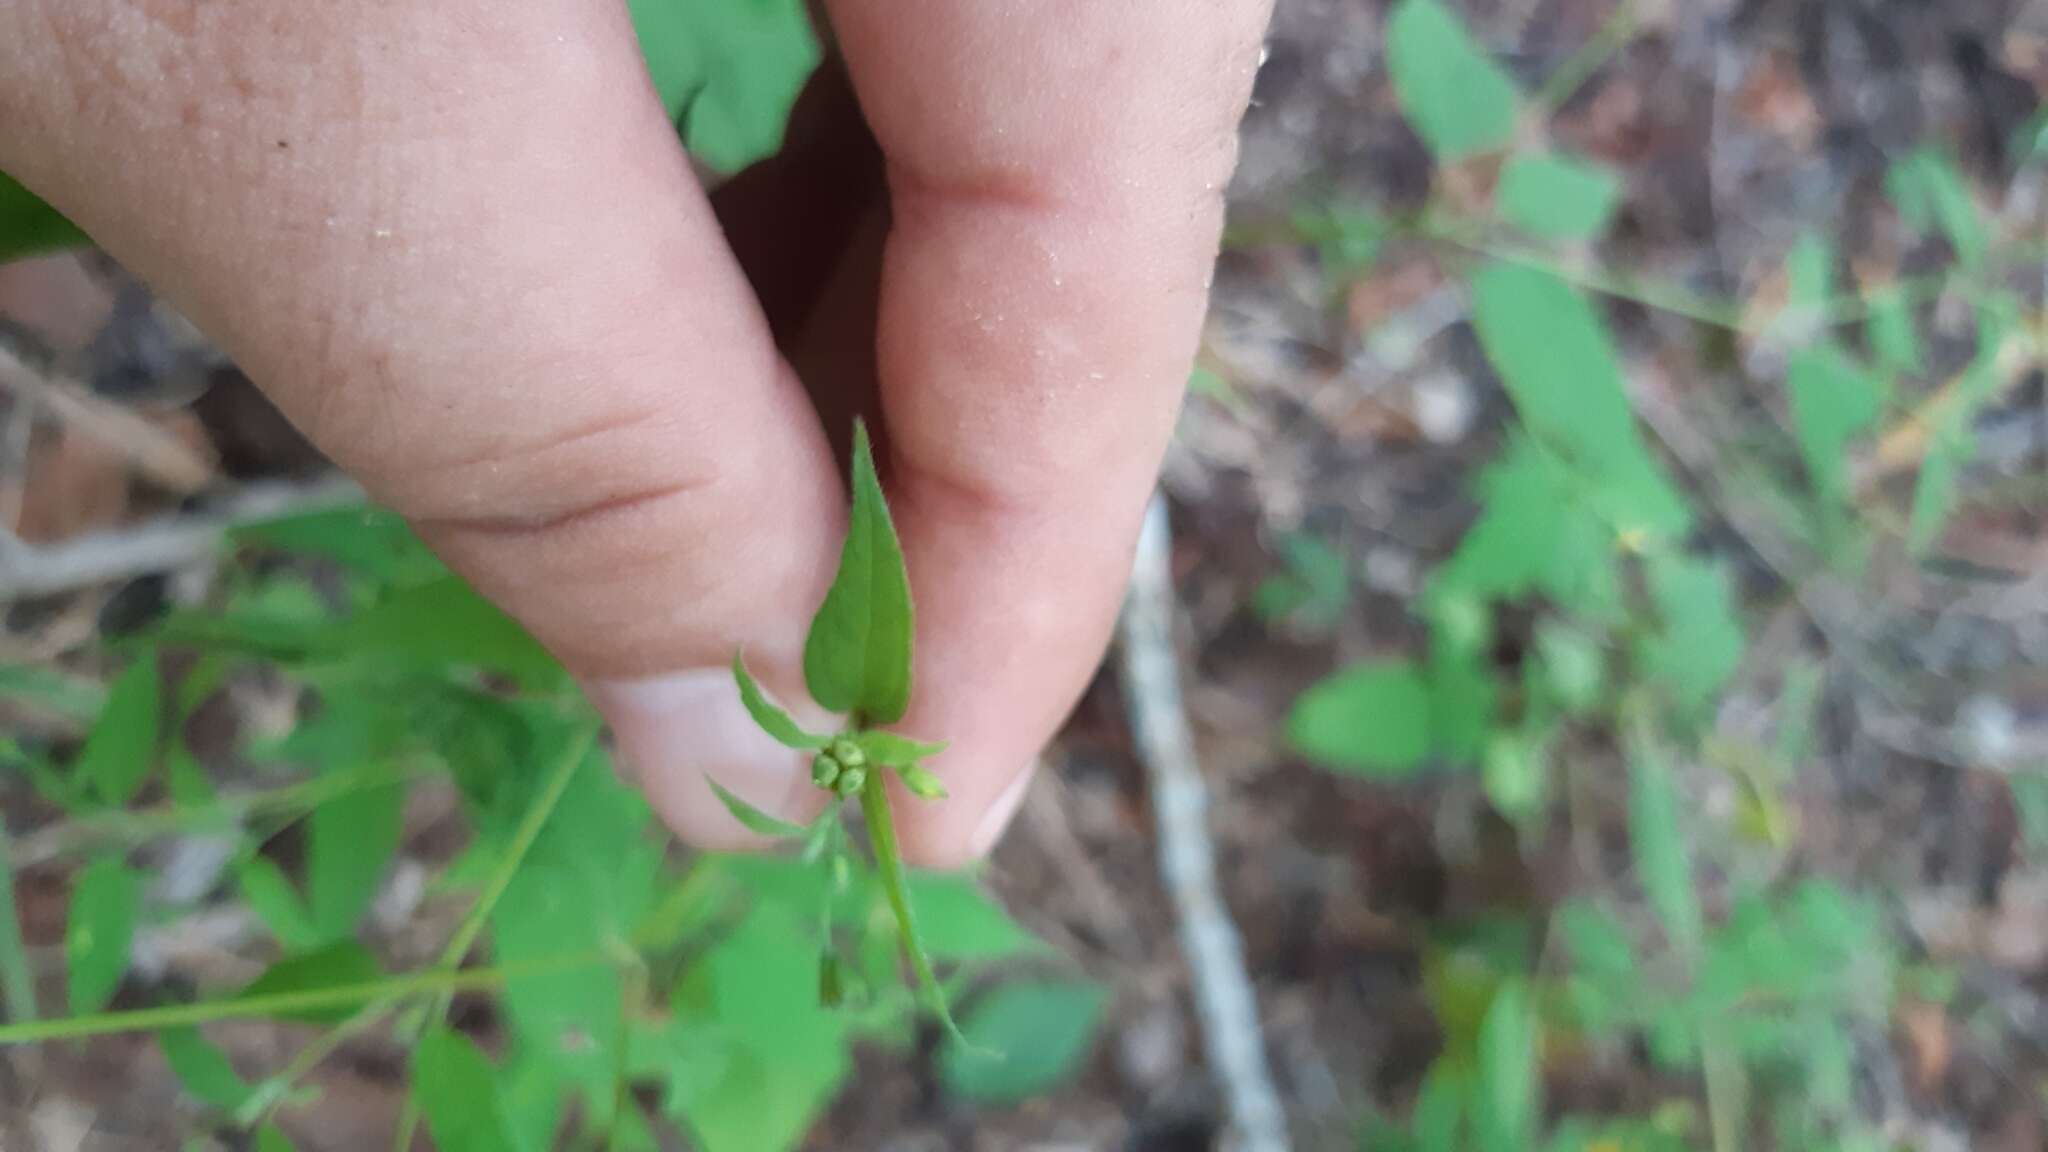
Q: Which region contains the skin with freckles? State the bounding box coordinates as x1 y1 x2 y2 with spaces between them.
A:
0 0 1273 866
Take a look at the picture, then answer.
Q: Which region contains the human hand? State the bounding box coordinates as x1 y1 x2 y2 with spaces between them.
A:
0 0 1270 864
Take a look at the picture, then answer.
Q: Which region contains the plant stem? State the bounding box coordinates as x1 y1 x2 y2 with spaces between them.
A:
858 767 962 1041
1533 0 1639 114
0 951 603 1046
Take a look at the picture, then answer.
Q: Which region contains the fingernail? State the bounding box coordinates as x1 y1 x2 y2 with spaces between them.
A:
970 765 1036 857
584 667 827 849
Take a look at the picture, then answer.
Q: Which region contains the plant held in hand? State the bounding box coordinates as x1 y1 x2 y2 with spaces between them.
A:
714 419 963 1035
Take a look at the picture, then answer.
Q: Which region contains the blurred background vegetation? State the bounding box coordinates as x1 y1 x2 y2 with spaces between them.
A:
3 1 2047 1149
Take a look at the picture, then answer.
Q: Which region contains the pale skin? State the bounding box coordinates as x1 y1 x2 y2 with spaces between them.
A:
0 0 1272 866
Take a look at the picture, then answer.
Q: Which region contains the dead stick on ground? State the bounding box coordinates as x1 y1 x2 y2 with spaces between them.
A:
0 341 216 496
0 473 365 600
1120 496 1290 1152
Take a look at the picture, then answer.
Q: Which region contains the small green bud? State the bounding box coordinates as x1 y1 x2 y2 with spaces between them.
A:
811 753 842 790
829 736 866 769
835 765 867 797
898 763 948 800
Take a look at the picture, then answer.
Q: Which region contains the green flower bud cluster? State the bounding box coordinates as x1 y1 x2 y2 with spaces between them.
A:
812 737 869 797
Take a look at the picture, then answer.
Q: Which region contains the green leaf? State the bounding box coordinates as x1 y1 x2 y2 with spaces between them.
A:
732 653 828 749
336 576 562 690
66 855 139 1015
414 1026 520 1152
0 663 107 725
1287 660 1433 777
854 730 948 767
75 654 160 807
902 874 1039 961
708 777 809 839
0 172 87 261
1908 299 2011 552
940 980 1107 1102
307 778 405 941
1427 633 1497 764
803 420 915 725
1786 343 1883 509
236 941 383 1025
254 1125 298 1152
1639 551 1744 717
238 855 321 952
1498 152 1620 240
1469 262 1690 538
161 1026 256 1114
628 0 821 174
1888 149 1986 269
1435 437 1622 619
1413 1061 1471 1152
233 503 439 585
1627 719 1702 954
1385 0 1520 161
1475 978 1538 1152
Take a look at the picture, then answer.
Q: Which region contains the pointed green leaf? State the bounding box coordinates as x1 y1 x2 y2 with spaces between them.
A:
1386 0 1521 161
0 662 106 725
1498 152 1620 240
854 730 947 767
732 653 828 749
1865 287 1921 377
307 777 405 942
66 854 138 1015
1476 978 1538 1152
1469 262 1690 538
236 941 383 1025
238 854 321 952
414 1026 520 1152
1287 660 1433 776
1888 149 1986 269
76 654 160 807
254 1126 298 1152
0 171 87 261
161 1026 256 1114
803 421 915 724
940 980 1107 1102
708 777 810 840
627 0 821 174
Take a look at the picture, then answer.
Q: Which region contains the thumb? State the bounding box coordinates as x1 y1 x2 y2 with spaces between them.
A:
0 0 845 845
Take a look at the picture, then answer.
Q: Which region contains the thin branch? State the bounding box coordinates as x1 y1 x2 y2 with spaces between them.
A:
0 340 215 495
0 473 364 600
1120 496 1291 1152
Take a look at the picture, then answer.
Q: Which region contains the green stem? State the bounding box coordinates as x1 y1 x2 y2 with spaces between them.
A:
858 769 963 1042
0 952 603 1046
1532 0 1639 115
394 722 597 1152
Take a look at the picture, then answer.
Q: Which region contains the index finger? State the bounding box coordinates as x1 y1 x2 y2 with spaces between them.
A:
823 0 1274 864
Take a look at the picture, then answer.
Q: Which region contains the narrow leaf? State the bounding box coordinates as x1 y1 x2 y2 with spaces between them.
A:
1787 343 1883 513
854 730 948 767
1865 287 1921 376
940 980 1107 1102
238 855 321 952
76 654 160 807
66 855 139 1015
0 172 87 261
708 777 809 840
859 770 963 1040
1287 660 1433 776
307 778 405 942
413 1026 520 1152
254 1126 298 1152
161 1026 256 1113
1640 551 1745 718
732 652 828 748
1498 152 1620 240
803 421 915 723
1475 978 1538 1152
1386 0 1521 161
1469 262 1690 537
